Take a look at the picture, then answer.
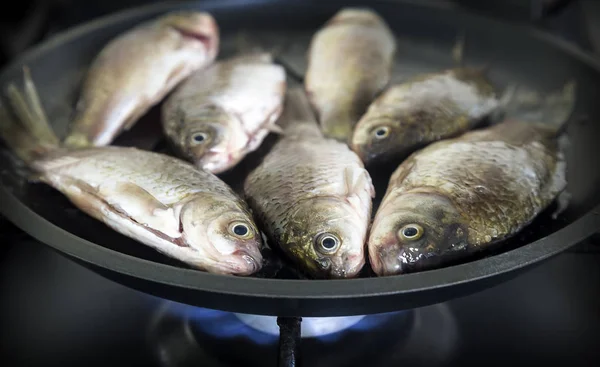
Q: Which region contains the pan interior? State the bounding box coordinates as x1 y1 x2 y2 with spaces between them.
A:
1 0 599 281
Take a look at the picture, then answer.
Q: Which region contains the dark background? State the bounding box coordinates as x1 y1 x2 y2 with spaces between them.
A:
0 1 599 366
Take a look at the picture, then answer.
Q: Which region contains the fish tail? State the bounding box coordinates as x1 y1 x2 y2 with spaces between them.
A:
496 80 577 135
232 31 304 83
276 87 321 136
451 31 495 78
233 31 267 55
233 32 285 64
543 80 577 135
0 66 60 164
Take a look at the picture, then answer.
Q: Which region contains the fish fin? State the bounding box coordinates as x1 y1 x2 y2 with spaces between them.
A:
344 166 375 199
343 166 375 217
22 67 59 145
25 172 45 183
260 231 271 250
498 80 577 135
49 175 109 223
452 30 466 67
232 31 305 83
97 181 181 238
233 31 268 55
552 190 571 220
0 68 59 164
344 166 355 197
267 123 284 135
6 67 59 146
544 80 577 135
488 83 518 124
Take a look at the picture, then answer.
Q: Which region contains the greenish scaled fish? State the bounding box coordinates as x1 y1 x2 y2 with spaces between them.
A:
162 52 286 174
351 67 502 166
368 82 575 275
305 8 396 143
0 70 263 276
244 88 375 279
63 11 219 148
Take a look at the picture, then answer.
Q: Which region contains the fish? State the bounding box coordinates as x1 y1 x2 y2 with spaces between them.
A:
161 52 286 174
243 88 374 279
0 70 263 276
351 67 502 166
367 114 572 276
63 11 220 148
304 8 396 142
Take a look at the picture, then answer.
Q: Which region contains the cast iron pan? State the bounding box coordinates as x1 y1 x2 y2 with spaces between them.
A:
0 0 599 317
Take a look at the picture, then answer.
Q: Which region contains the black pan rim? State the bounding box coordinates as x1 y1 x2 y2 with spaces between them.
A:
1 0 599 300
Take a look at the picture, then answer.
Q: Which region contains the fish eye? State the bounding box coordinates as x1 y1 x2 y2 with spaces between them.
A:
190 132 209 145
314 233 341 254
372 126 390 140
398 224 424 241
229 222 253 239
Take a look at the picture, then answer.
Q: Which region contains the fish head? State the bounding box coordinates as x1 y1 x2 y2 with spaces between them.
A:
177 106 247 174
368 192 469 276
282 197 367 279
326 8 387 27
160 11 219 59
351 111 428 166
179 196 263 275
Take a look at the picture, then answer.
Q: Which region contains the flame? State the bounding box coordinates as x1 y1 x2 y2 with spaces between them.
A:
168 302 403 345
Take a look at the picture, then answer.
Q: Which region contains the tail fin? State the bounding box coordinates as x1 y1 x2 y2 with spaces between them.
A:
275 87 321 137
452 31 466 67
231 31 305 83
497 80 577 135
0 66 60 164
452 31 495 80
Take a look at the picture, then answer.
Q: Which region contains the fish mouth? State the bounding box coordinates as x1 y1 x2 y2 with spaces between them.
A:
230 249 262 276
171 15 218 52
350 141 386 166
376 246 464 276
375 248 405 276
308 253 364 279
195 151 239 174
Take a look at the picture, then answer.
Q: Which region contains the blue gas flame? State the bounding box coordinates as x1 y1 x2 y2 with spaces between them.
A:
169 303 278 345
314 311 400 343
168 302 402 345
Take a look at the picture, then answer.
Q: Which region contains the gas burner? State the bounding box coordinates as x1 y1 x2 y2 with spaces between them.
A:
235 313 366 338
147 301 459 367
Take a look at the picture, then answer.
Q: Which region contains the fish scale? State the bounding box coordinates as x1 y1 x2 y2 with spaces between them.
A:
394 138 561 244
35 147 234 205
244 89 374 278
368 119 567 275
305 8 396 142
162 52 286 174
64 11 219 148
351 67 501 165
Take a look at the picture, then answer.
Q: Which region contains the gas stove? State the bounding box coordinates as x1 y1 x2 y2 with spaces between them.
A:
1 1 600 366
1 222 599 367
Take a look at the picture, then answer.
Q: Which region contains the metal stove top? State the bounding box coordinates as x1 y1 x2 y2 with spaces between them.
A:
1 1 600 366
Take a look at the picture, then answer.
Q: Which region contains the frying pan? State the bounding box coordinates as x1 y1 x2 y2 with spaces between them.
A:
0 0 599 317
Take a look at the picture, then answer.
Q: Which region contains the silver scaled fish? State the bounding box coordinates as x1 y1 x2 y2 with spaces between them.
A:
162 52 286 174
305 8 396 142
351 67 502 165
0 70 262 276
244 88 374 279
63 11 220 148
367 115 571 276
